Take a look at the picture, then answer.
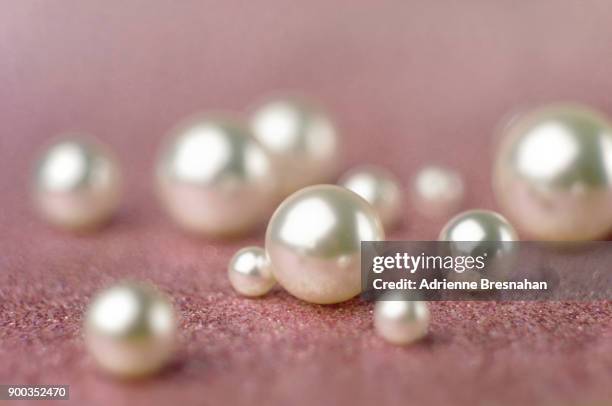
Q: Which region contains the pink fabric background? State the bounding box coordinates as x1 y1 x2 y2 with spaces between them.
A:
1 1 611 405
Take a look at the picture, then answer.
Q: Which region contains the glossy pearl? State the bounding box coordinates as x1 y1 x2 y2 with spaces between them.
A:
156 115 276 237
33 137 121 230
339 165 403 230
249 97 339 197
439 209 518 283
265 185 385 304
374 296 430 345
84 283 176 378
494 103 612 240
412 165 464 219
228 246 275 297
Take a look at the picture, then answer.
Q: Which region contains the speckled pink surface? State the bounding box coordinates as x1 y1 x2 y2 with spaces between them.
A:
1 1 612 405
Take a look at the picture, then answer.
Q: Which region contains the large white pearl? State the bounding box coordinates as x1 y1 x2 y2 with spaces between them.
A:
494 103 612 240
339 165 403 230
228 246 275 297
265 185 385 304
249 97 339 197
84 283 176 378
374 296 430 345
439 209 518 283
412 165 464 219
33 137 121 230
156 115 276 237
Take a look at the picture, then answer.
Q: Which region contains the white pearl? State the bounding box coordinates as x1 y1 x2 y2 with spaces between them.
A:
494 103 612 240
249 97 339 197
33 137 121 230
228 246 275 297
156 115 276 237
439 209 517 242
374 296 430 345
412 165 464 219
84 283 176 378
439 209 518 284
265 185 385 304
339 165 403 230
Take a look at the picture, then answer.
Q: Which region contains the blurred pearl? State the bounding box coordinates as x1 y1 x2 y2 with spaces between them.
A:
228 246 275 297
374 296 430 345
339 165 403 230
33 137 121 231
249 97 339 197
494 103 612 240
439 209 518 283
266 185 385 304
85 283 176 378
412 165 464 219
156 115 276 237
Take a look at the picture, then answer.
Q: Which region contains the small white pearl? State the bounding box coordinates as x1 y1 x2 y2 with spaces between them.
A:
228 246 275 297
494 103 612 240
84 283 176 378
249 97 339 197
339 165 403 230
33 137 121 230
412 165 464 219
374 296 430 345
156 115 276 237
266 185 385 304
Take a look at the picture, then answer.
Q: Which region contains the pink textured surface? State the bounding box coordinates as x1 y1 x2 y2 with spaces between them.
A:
1 1 612 405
